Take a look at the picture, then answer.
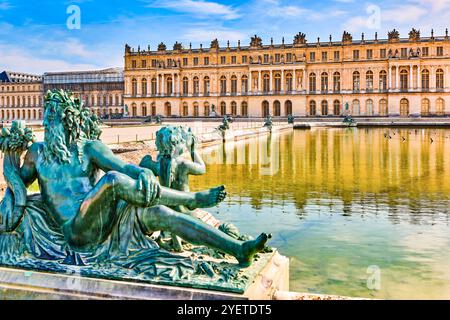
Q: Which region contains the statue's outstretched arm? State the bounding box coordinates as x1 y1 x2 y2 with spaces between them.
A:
139 155 160 176
183 150 206 176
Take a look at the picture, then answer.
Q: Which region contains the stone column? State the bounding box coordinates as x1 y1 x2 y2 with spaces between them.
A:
281 70 285 92
258 71 262 93
293 70 297 92
172 73 175 96
388 67 392 90
249 72 253 93
409 65 413 90
269 70 273 93
161 75 165 96
417 66 420 90
156 74 160 96
395 67 399 90
178 75 181 96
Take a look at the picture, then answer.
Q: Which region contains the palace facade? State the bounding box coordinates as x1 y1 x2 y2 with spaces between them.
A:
124 29 450 118
0 71 44 121
43 68 125 118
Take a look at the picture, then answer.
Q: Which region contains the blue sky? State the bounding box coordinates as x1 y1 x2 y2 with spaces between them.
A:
0 0 449 74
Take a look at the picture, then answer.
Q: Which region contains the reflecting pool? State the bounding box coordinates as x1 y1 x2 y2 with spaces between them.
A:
191 127 450 299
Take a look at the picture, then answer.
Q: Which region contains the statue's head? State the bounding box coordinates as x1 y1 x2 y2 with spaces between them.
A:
156 126 194 158
43 89 102 164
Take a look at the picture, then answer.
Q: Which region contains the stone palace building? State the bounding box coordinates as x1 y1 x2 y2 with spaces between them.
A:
0 71 43 121
124 29 450 118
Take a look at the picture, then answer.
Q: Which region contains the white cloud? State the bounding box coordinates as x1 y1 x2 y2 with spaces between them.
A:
146 0 240 20
0 44 97 74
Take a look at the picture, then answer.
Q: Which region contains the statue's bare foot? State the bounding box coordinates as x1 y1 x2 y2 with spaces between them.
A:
189 186 226 209
237 233 271 267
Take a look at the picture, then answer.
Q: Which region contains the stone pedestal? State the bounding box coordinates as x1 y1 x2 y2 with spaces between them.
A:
0 252 289 300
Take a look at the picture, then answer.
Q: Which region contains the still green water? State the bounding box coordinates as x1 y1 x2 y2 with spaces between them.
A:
191 128 450 299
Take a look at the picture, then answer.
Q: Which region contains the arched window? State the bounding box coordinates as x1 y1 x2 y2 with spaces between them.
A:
241 102 248 117
400 98 409 116
400 69 408 91
165 102 172 116
309 73 316 92
274 73 281 92
273 100 281 116
286 73 293 92
353 71 360 91
220 76 227 94
263 74 270 92
352 99 360 115
166 77 173 95
231 101 237 116
436 69 444 90
33 110 37 119
366 99 374 115
182 102 189 116
131 103 137 117
379 99 388 116
321 100 328 116
421 98 430 116
204 77 210 95
285 100 293 116
193 77 199 95
193 102 199 117
436 98 445 115
142 102 147 116
220 102 226 115
151 78 157 95
151 102 156 116
333 72 340 92
421 69 430 90
309 100 316 116
142 78 147 96
132 78 137 96
366 71 374 91
231 76 238 94
262 101 270 117
379 70 387 91
333 100 341 116
241 76 248 93
321 72 328 92
182 77 189 96
204 102 210 116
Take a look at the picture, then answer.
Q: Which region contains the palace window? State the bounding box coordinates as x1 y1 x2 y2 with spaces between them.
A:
193 57 199 66
241 102 248 117
321 100 328 116
220 76 227 94
436 98 445 115
131 60 137 69
231 101 237 116
204 77 210 95
285 101 293 116
309 73 317 92
322 52 328 62
241 76 248 93
366 49 373 60
220 102 226 115
152 59 157 67
379 71 387 91
231 76 238 94
183 58 188 66
242 56 248 63
193 77 199 95
275 54 281 63
204 102 210 116
262 101 270 117
421 69 430 90
436 69 444 89
286 53 292 62
182 103 188 117
183 77 189 96
366 99 374 115
132 78 137 96
333 72 341 92
437 47 444 56
263 54 269 63
263 74 270 92
166 77 173 95
310 52 316 62
353 71 360 91
421 98 430 116
334 51 340 61
422 47 429 56
141 78 147 96
401 48 407 58
321 72 328 92
333 100 340 115
221 56 226 64
274 73 281 92
400 98 409 116
353 50 360 60
286 73 293 92
142 103 148 117
274 100 281 116
309 101 317 116
193 103 199 117
204 57 209 65
151 78 157 95
366 71 374 91
231 56 237 64
400 69 408 91
380 49 386 58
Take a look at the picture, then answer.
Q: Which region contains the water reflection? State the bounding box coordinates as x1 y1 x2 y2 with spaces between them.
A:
191 128 450 299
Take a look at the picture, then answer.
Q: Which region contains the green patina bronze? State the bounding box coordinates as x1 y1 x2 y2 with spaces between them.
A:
264 115 273 131
0 89 270 293
287 115 295 124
